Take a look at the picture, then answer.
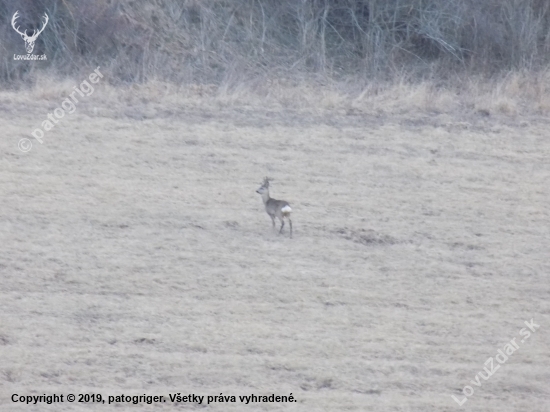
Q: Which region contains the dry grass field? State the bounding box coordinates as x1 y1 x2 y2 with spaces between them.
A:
1 84 549 411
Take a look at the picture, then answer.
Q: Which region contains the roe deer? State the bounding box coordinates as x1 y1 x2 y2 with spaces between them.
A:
256 177 292 238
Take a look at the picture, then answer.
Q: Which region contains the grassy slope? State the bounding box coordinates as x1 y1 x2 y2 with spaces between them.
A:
0 90 549 411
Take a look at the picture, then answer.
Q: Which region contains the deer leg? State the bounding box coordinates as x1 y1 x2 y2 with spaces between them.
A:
279 219 285 234
289 218 292 238
270 215 276 229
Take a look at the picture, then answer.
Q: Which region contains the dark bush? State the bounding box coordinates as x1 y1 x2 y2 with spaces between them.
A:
1 0 549 86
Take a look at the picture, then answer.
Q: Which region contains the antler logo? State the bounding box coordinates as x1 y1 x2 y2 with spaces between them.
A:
11 10 49 54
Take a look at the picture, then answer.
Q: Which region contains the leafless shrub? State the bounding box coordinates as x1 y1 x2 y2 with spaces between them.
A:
1 0 549 86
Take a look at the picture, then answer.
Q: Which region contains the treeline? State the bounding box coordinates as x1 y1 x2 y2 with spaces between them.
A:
1 0 550 85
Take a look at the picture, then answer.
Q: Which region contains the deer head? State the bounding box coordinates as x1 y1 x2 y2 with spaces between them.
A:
12 11 49 54
256 177 271 195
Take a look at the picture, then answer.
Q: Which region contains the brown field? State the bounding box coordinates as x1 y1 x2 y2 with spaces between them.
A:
1 84 549 411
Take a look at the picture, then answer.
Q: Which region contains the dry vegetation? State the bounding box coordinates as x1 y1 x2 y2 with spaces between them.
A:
1 0 549 411
2 0 550 115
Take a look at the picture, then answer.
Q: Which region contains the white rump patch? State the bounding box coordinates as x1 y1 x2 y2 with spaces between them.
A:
281 205 292 213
